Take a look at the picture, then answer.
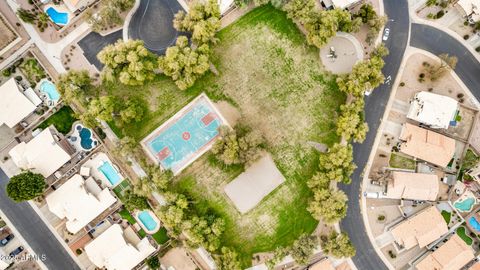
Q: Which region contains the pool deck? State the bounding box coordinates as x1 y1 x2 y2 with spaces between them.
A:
134 210 161 234
141 93 229 175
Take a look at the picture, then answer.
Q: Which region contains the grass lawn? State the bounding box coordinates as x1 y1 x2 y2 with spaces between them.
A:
20 57 46 84
138 229 146 238
457 226 473 245
389 153 416 170
152 227 169 244
112 180 131 200
37 106 78 134
118 208 136 225
441 210 451 224
105 5 344 265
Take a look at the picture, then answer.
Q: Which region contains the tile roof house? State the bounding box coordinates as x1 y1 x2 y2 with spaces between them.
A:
391 206 448 250
456 0 480 22
386 172 440 201
9 127 72 177
85 224 155 270
46 174 117 234
0 78 37 128
407 91 458 129
399 123 456 168
63 0 93 13
415 234 475 270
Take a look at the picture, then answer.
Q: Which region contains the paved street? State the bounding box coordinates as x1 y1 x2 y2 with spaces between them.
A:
0 170 80 270
338 1 410 270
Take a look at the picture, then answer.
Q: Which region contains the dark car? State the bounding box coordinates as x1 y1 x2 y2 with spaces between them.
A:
0 234 13 246
9 246 23 257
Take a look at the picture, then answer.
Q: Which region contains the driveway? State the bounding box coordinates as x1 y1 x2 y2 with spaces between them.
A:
77 30 123 70
338 1 410 270
0 169 80 270
128 0 186 54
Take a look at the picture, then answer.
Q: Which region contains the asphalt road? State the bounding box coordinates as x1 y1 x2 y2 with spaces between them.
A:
338 1 410 269
0 170 80 270
410 23 480 101
78 29 123 70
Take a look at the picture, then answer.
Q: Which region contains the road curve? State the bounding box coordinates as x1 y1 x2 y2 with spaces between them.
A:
338 1 410 270
0 170 80 270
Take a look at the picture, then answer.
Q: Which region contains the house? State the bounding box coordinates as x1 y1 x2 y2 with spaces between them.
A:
321 0 363 9
218 0 234 14
85 224 155 270
385 172 439 201
391 206 448 250
415 234 474 270
407 91 458 129
9 127 73 177
63 0 94 13
45 174 117 234
469 262 480 270
399 123 456 168
455 0 480 22
0 78 37 128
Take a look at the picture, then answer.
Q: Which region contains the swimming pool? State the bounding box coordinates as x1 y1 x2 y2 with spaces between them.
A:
138 211 158 231
454 197 476 212
98 161 121 186
39 80 60 101
469 216 480 232
46 7 68 25
79 127 94 150
145 96 225 173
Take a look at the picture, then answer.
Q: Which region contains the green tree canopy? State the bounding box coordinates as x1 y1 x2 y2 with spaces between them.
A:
337 99 368 142
283 0 315 24
98 40 157 85
290 234 317 265
318 143 356 184
124 191 149 211
6 171 46 202
119 97 146 124
156 192 189 234
158 36 211 90
212 125 264 166
173 0 221 44
305 9 359 48
183 215 225 252
215 247 242 270
57 70 92 105
321 232 356 258
86 0 135 32
308 188 348 223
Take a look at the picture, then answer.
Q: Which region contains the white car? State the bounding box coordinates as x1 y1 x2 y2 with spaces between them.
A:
383 28 390 41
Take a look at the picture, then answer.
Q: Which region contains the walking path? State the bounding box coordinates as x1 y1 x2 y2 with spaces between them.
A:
0 40 32 70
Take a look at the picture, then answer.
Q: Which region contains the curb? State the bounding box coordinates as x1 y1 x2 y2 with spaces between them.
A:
123 0 141 41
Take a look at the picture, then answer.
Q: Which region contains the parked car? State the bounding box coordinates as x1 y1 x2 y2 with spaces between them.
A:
9 246 23 257
0 234 13 246
383 28 390 41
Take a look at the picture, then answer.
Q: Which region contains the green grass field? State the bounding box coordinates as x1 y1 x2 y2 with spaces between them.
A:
457 226 473 245
38 106 78 134
105 5 344 265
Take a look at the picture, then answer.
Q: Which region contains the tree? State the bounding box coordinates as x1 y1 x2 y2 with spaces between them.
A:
173 0 221 44
308 188 348 223
265 247 288 269
366 15 387 45
212 125 264 166
146 256 160 270
57 70 92 105
337 99 368 142
115 136 137 157
158 36 211 90
87 96 119 122
17 9 36 24
290 234 317 265
124 191 149 211
146 165 172 191
307 171 331 190
426 53 458 81
98 40 157 85
183 215 225 252
283 0 315 24
119 97 146 124
216 247 242 270
133 177 154 197
157 192 189 234
305 9 359 48
321 232 356 258
355 4 377 23
318 144 356 184
6 171 46 202
86 0 135 32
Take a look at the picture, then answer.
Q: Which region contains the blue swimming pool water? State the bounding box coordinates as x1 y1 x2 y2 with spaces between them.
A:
79 127 93 150
98 161 121 186
148 101 222 171
454 197 475 212
39 80 60 101
46 7 68 25
138 211 158 231
469 216 480 232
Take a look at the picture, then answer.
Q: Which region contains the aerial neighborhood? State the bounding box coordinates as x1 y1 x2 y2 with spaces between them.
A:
1 0 480 269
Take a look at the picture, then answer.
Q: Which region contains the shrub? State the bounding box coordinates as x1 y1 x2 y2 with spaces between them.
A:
464 34 470 40
388 250 396 258
419 73 425 78
378 215 386 221
2 69 11 77
436 10 444 19
75 249 82 255
399 82 405 87
476 46 480 52
146 256 160 270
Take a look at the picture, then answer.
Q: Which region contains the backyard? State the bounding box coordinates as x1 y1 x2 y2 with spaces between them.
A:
389 152 416 170
37 106 78 134
105 5 344 264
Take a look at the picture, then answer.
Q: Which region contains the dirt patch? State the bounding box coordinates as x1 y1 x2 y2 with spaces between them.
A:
214 101 241 126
